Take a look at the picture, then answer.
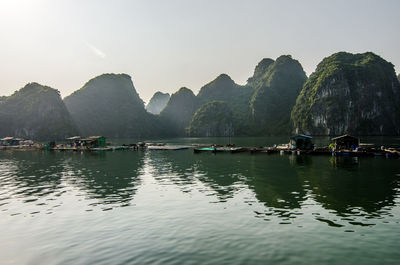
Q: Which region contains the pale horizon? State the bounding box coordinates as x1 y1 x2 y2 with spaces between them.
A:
1 0 399 103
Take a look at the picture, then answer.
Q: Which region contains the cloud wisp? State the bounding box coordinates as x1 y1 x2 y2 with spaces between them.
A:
85 42 106 59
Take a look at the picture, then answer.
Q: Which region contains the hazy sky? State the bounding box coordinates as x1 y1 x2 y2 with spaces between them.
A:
0 0 399 103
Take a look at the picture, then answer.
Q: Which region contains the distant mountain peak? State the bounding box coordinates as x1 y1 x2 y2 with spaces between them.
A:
153 91 170 97
18 82 59 95
64 73 150 137
215 73 233 82
177 87 193 93
256 58 275 69
197 74 238 100
249 55 307 135
80 73 132 90
146 91 170 115
247 58 274 85
160 86 198 135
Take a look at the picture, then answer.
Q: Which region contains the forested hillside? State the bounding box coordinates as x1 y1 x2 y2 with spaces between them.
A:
0 83 78 140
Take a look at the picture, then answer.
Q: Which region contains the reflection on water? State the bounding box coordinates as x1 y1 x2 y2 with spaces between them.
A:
0 151 144 214
63 152 144 209
307 156 399 228
0 149 399 228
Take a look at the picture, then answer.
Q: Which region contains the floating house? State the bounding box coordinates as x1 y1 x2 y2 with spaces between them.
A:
66 136 82 147
0 137 24 146
290 134 313 150
331 134 359 150
80 136 107 148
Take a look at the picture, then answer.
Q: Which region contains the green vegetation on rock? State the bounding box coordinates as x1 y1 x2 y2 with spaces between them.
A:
197 74 254 134
247 58 275 88
291 52 400 135
0 83 78 140
249 55 307 135
146 92 170 114
188 101 234 136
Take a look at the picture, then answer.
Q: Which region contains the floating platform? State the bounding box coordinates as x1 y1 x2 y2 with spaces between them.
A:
192 145 400 158
49 145 131 152
2 141 399 158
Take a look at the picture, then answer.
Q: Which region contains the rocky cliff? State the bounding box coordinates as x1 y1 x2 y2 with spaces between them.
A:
146 92 170 114
249 55 307 135
160 87 198 135
291 52 400 135
188 101 234 137
0 83 78 140
64 73 158 138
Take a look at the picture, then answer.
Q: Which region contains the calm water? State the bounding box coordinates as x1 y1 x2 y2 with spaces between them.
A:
1 137 400 265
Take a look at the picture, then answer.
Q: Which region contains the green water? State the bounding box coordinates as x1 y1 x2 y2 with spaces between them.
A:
0 137 400 264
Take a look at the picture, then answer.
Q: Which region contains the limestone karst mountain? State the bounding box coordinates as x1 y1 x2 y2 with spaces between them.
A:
249 55 307 135
291 52 400 135
146 92 170 115
2 52 399 140
0 83 78 140
159 87 199 135
64 73 161 138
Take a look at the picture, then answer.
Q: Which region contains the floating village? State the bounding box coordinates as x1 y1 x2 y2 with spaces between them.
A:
0 134 399 158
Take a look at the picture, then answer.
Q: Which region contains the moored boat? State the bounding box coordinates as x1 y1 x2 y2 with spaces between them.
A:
148 145 189 150
194 146 245 153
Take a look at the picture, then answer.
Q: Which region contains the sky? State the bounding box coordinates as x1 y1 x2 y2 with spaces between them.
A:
0 0 399 103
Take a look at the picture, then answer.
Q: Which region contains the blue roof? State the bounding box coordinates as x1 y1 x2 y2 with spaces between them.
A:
291 134 312 139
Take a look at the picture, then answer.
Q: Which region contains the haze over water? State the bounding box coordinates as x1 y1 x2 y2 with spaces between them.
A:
1 1 400 263
1 137 399 265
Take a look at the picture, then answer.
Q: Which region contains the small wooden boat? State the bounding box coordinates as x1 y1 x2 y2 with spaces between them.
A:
111 146 129 151
193 146 245 153
147 145 189 151
90 147 112 151
230 147 246 153
193 147 217 153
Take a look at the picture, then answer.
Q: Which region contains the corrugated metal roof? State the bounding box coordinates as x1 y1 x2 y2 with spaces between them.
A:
331 134 359 141
66 136 81 140
290 134 312 139
88 136 104 139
